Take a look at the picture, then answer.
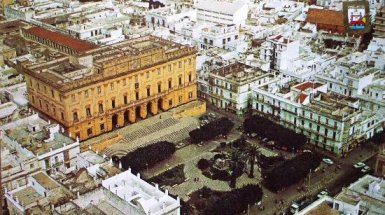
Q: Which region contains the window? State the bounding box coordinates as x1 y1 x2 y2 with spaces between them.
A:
135 83 139 89
317 125 320 132
168 79 172 89
110 83 114 90
97 86 101 94
146 71 150 79
235 35 238 40
46 103 49 111
169 99 173 107
124 95 128 104
333 131 336 140
99 103 104 113
188 59 191 65
86 107 91 117
111 99 116 108
147 88 151 97
325 129 328 136
309 123 312 129
136 92 139 100
188 73 192 82
158 83 162 93
100 123 105 131
61 112 65 120
30 163 34 169
87 128 93 136
179 76 182 86
51 90 55 98
179 61 182 68
73 112 78 121
32 95 35 104
178 95 182 103
71 94 76 102
84 90 89 98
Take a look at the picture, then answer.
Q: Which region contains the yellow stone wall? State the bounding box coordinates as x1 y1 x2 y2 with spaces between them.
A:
26 53 197 140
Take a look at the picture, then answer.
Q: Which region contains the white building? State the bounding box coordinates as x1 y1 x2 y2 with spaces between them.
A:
195 0 249 26
0 114 80 176
259 34 299 70
67 8 129 45
199 24 240 50
199 62 273 115
5 171 73 215
252 80 383 154
146 4 196 32
296 175 385 215
55 169 181 215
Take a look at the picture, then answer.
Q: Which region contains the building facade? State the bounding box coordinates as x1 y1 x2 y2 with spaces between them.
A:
252 81 382 154
19 27 197 140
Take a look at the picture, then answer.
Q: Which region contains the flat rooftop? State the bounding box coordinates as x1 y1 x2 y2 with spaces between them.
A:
32 172 60 190
23 35 196 93
78 150 105 165
12 186 42 206
4 116 76 156
102 170 180 214
305 202 339 215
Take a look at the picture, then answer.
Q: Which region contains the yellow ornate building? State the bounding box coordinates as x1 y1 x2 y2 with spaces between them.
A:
20 26 197 140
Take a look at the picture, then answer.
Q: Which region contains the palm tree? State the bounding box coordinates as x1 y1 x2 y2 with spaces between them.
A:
248 146 257 178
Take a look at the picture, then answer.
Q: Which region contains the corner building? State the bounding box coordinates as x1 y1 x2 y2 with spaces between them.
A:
20 26 197 141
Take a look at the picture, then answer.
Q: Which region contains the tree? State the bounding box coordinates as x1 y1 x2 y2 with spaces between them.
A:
197 159 210 170
248 147 257 178
263 152 321 192
118 141 176 173
203 185 263 215
243 115 306 150
190 117 234 143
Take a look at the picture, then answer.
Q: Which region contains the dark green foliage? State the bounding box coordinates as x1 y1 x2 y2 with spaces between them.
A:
263 152 321 192
197 159 210 170
244 115 306 150
149 164 185 187
189 117 234 143
203 185 263 215
368 130 385 144
119 141 176 173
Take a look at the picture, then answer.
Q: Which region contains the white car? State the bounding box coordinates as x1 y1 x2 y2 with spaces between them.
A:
361 166 371 173
322 158 334 165
317 190 329 198
354 162 366 168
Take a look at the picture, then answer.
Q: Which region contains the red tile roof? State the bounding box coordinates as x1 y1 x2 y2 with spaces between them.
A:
294 82 322 91
25 26 98 53
306 8 345 26
298 93 308 104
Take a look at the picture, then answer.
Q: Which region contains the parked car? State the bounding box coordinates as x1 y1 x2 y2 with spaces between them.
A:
208 112 217 118
354 162 366 169
322 158 334 165
361 166 371 173
317 190 329 198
